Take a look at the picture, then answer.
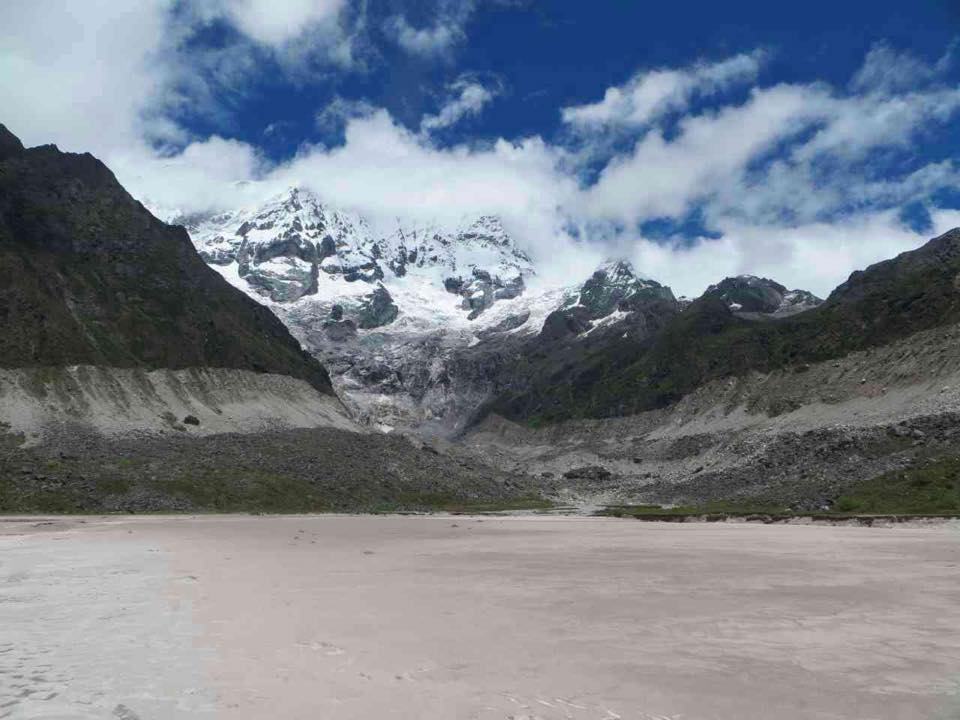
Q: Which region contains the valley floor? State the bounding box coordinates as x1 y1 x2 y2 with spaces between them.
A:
1 515 959 720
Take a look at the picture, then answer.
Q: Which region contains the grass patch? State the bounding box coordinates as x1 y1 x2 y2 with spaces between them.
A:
832 457 960 514
152 468 329 513
0 479 89 513
368 494 553 514
598 499 789 517
600 477 960 519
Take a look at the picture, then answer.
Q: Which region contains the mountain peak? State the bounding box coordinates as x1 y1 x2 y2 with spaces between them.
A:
574 259 675 319
705 275 821 316
185 188 536 324
0 124 24 161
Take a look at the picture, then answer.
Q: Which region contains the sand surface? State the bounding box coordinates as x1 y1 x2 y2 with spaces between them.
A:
1 515 959 720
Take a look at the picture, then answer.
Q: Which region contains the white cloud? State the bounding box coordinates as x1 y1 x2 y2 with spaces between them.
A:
315 96 378 136
218 0 346 47
384 15 465 57
383 0 477 58
110 136 266 219
628 212 931 299
562 51 764 129
850 41 952 95
274 111 581 257
2 6 957 303
200 0 363 73
581 83 824 222
420 78 499 133
0 0 176 155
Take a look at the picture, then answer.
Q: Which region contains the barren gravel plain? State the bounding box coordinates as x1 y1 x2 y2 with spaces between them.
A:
1 515 958 720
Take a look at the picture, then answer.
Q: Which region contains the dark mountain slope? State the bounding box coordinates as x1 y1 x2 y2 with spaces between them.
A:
492 229 960 423
0 124 332 393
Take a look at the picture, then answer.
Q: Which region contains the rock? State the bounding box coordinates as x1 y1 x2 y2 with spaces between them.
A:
475 311 531 340
182 415 200 426
324 319 357 342
443 277 464 294
494 276 524 301
0 123 24 161
447 268 526 319
330 304 344 321
357 284 399 329
703 275 822 316
579 260 675 318
562 465 612 481
540 306 593 340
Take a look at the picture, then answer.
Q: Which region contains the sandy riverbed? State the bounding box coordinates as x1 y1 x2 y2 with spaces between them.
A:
1 515 958 720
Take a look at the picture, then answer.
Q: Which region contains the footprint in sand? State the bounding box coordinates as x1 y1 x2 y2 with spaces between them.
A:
296 640 345 656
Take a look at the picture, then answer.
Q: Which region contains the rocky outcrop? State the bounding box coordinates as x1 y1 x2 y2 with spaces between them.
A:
445 268 527 320
357 285 399 329
539 261 677 340
0 123 24 161
703 275 821 317
578 260 676 316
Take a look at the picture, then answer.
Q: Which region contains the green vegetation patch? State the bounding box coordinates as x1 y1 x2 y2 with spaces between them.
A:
598 499 789 518
832 457 960 514
368 493 553 514
152 467 330 513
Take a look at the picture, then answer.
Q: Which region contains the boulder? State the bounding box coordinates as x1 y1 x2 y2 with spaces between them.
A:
358 285 399 329
562 466 613 481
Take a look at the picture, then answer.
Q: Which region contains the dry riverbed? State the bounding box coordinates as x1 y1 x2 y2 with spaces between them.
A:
1 515 959 720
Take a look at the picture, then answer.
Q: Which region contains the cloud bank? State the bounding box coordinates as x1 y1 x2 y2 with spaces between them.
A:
1 3 958 298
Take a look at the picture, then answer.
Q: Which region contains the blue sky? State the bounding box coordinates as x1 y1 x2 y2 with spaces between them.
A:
178 1 958 159
2 1 959 295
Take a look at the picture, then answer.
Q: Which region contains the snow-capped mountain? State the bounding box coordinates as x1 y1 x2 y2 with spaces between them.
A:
166 187 820 435
163 187 568 431
181 187 535 327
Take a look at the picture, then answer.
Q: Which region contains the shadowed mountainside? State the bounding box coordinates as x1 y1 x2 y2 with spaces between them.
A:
0 124 332 393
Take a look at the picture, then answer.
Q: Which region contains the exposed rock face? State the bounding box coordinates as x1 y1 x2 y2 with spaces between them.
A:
578 261 676 316
357 285 399 329
540 306 594 341
703 275 822 317
540 261 677 340
447 267 527 320
0 124 24 161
